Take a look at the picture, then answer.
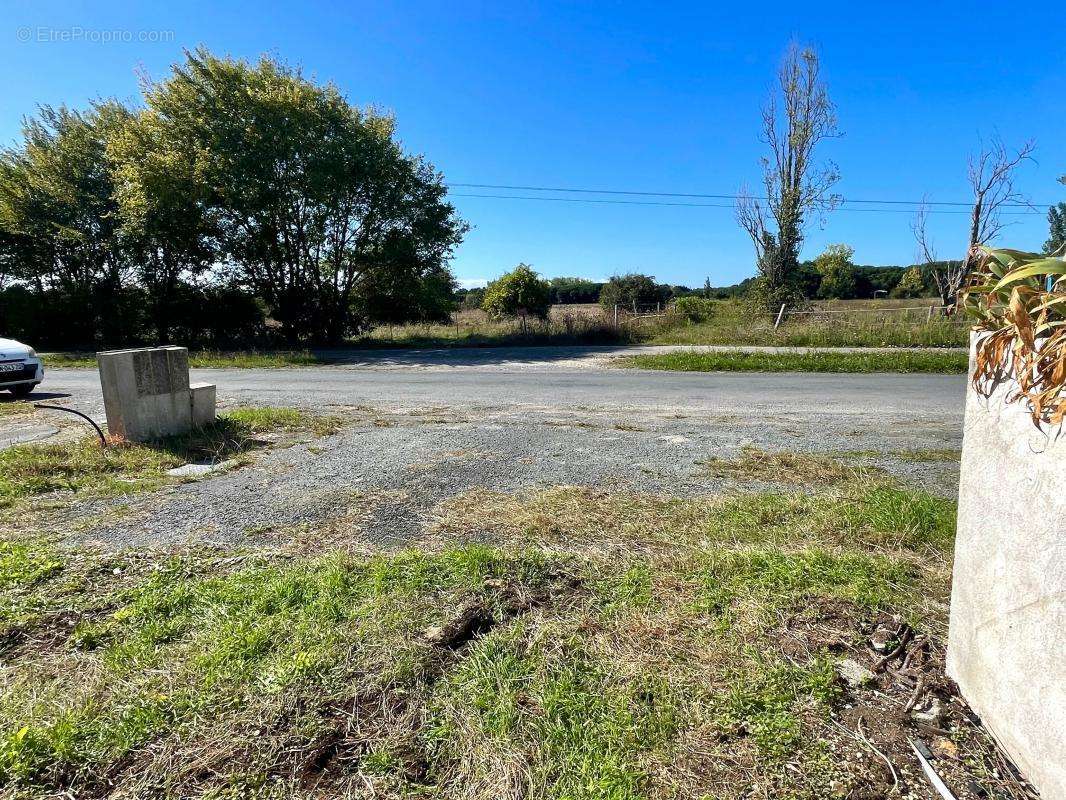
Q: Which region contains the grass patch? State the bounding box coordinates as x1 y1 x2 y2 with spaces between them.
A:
835 447 961 463
0 447 988 799
617 349 968 374
0 407 340 509
41 350 327 369
700 446 872 485
0 401 34 418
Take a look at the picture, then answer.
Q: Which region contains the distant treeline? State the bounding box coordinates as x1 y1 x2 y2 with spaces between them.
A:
456 262 947 309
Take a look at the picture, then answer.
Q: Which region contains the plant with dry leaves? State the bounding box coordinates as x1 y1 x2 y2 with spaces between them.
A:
962 245 1066 425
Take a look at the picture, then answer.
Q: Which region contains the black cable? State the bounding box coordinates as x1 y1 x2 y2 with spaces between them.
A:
448 192 1042 215
448 182 1050 209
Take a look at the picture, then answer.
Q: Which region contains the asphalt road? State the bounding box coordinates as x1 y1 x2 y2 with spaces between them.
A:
29 347 967 421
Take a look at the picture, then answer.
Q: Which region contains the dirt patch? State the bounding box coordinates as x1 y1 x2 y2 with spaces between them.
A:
777 602 1038 800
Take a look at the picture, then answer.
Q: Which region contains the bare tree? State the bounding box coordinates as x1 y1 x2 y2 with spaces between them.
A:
912 141 1035 309
737 42 841 307
910 201 963 309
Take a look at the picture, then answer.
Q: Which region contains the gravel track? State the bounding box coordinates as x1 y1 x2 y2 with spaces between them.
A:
65 404 961 551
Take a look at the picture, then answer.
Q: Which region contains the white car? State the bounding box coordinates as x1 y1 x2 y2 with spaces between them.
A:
0 337 44 398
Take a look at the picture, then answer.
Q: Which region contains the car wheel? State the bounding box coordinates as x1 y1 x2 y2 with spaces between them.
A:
10 385 33 398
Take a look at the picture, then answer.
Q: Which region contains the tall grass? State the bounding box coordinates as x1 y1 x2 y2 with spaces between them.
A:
652 300 969 348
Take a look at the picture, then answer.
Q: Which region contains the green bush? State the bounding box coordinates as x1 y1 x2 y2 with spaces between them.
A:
674 296 717 323
482 264 551 319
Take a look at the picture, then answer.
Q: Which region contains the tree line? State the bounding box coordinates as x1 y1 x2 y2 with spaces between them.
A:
0 48 467 349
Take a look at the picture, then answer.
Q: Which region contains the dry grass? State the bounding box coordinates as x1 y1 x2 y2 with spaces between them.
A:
699 447 879 485
0 448 1030 800
654 299 969 349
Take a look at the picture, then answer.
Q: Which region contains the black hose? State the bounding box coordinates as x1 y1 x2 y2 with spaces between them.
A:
32 404 108 447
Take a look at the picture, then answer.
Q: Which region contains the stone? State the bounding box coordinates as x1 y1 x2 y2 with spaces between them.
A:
835 658 876 688
947 333 1066 800
190 383 216 428
910 698 943 727
97 347 216 441
166 459 236 479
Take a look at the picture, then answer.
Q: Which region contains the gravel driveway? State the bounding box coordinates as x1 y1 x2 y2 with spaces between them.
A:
7 348 965 550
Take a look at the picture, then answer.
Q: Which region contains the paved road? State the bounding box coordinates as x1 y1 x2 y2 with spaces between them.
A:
29 359 966 421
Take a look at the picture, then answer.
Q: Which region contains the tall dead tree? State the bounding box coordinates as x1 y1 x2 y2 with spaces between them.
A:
954 138 1035 302
910 201 963 309
736 43 841 308
916 139 1035 309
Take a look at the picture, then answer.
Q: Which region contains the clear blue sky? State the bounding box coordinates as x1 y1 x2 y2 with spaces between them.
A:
4 0 1063 288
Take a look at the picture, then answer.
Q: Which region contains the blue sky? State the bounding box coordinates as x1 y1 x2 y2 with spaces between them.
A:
4 0 1064 288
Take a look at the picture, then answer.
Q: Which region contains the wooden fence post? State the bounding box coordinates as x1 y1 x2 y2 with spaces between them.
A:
773 303 787 330
613 305 619 327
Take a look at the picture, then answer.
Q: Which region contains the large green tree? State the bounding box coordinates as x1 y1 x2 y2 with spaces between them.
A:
136 49 467 343
814 243 857 299
599 273 665 312
0 103 134 345
482 264 550 318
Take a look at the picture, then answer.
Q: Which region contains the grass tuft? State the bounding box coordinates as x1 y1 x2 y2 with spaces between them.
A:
617 349 968 374
0 407 341 508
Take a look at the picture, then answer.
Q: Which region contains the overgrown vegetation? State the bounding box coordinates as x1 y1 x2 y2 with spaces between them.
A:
0 452 978 798
0 407 339 509
651 298 968 348
964 245 1066 425
617 349 968 374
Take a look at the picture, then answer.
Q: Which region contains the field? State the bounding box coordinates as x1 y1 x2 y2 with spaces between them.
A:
40 299 970 371
652 299 969 349
0 392 1034 800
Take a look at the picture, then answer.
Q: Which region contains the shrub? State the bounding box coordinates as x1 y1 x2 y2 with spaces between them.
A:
482 264 550 319
674 296 717 323
892 267 925 299
599 274 667 312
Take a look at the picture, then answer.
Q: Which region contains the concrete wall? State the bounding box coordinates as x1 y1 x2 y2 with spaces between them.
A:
98 347 215 441
948 335 1066 799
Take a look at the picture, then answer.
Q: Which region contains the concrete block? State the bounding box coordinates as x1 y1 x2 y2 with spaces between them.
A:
97 347 215 442
947 334 1066 799
190 382 217 428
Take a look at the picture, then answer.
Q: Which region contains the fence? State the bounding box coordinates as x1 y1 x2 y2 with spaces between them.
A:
772 303 965 330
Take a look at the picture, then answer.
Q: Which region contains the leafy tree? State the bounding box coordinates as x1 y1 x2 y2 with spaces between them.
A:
482 264 550 318
136 48 468 343
458 287 485 310
548 276 602 304
599 273 664 312
892 266 925 298
1046 203 1066 255
736 44 840 309
108 103 218 342
0 103 134 346
814 244 857 299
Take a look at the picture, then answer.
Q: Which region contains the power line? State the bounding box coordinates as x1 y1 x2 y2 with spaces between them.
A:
448 192 1044 216
448 182 1052 210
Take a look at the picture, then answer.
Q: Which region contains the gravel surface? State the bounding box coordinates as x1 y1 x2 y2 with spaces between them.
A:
5 349 965 550
65 404 961 551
